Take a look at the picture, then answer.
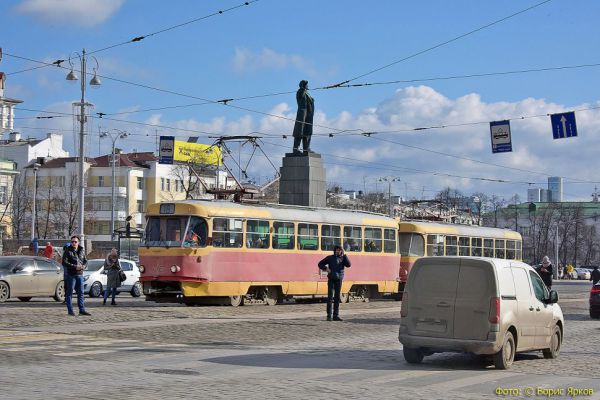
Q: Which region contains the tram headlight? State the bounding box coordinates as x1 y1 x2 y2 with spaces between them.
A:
138 265 145 273
170 265 180 273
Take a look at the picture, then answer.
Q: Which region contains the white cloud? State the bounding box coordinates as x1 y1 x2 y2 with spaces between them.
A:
15 0 124 27
232 47 316 75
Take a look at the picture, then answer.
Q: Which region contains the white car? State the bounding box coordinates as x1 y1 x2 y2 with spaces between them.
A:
83 259 142 298
575 268 591 280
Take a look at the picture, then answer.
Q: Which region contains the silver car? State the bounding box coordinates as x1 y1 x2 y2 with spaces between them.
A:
0 256 65 302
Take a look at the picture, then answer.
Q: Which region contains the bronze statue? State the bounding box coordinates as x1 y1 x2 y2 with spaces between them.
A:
292 80 314 153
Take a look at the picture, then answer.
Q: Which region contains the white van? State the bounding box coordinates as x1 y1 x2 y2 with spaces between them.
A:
83 259 142 298
399 257 564 369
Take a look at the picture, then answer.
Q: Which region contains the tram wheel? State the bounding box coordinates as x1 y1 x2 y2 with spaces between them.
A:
263 287 279 306
229 295 244 307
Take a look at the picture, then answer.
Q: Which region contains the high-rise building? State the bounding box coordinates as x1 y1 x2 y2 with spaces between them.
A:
527 188 541 202
540 189 552 202
548 177 563 202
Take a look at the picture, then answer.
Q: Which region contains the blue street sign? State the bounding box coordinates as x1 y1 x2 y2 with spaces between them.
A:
490 120 512 153
551 111 577 139
159 136 175 164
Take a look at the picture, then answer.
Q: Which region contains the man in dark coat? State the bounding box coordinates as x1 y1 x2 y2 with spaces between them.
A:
318 245 351 321
292 80 314 153
538 255 553 289
591 265 600 285
62 235 91 316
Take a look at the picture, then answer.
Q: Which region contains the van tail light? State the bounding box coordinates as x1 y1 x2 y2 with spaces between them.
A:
489 296 500 324
400 292 408 318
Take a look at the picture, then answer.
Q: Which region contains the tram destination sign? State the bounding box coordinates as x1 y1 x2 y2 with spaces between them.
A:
490 120 512 153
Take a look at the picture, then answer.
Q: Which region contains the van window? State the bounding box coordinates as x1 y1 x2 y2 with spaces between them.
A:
383 229 397 253
512 267 531 300
471 238 482 257
426 234 444 256
399 233 424 256
506 240 516 260
458 236 470 256
273 221 295 249
495 239 505 258
529 271 549 302
412 262 459 298
445 236 457 256
298 223 318 250
483 238 494 257
343 226 362 252
321 225 341 251
498 267 516 298
364 227 382 252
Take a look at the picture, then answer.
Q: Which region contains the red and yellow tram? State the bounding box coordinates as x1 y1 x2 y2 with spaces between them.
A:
139 200 401 306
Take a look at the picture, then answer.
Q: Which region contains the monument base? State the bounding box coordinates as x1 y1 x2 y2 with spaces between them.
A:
279 152 326 207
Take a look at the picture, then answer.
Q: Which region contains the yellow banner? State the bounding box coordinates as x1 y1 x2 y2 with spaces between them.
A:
173 141 222 165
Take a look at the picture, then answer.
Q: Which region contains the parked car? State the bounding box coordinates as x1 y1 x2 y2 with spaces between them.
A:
83 259 142 298
399 257 564 369
575 268 591 280
590 282 600 319
0 256 65 302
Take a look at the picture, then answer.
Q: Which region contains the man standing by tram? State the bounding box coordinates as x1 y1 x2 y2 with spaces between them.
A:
318 245 351 321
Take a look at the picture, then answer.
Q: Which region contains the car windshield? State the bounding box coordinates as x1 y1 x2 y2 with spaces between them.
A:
86 260 104 272
0 259 16 270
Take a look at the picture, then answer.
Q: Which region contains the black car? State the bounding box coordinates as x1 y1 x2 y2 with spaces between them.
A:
590 282 600 319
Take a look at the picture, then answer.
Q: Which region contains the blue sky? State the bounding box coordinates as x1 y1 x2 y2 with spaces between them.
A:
2 0 600 202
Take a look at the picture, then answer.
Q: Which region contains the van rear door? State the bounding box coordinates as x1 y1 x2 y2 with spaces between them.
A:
453 259 496 340
406 258 459 338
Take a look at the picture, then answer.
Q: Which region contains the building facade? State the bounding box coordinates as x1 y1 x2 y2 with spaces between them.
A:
0 158 18 238
548 176 563 202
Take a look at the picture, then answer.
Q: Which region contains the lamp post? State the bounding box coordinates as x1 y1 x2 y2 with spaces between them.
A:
66 49 101 244
30 163 41 240
472 196 481 225
100 129 128 240
378 176 400 217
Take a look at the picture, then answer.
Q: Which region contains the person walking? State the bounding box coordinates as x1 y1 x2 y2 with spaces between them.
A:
43 242 54 259
103 249 122 306
538 256 554 289
62 235 91 316
318 245 351 321
590 265 600 285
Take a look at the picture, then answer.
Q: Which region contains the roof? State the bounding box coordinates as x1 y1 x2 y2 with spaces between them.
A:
400 220 522 239
93 152 156 169
0 96 23 104
35 157 96 169
0 138 43 147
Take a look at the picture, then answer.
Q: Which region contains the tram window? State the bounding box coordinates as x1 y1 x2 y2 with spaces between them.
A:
472 238 483 257
516 241 522 260
298 223 318 250
145 217 161 244
246 220 270 249
400 233 425 256
321 225 341 251
273 221 295 250
383 229 397 253
212 218 243 248
458 236 470 256
495 239 505 258
445 236 458 256
506 240 516 260
426 235 444 256
343 226 362 252
183 217 208 247
166 217 187 243
364 228 382 252
483 238 494 257
144 216 187 247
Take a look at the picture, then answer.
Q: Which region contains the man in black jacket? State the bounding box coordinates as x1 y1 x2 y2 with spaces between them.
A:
318 245 351 321
591 265 600 285
62 235 91 316
538 256 554 289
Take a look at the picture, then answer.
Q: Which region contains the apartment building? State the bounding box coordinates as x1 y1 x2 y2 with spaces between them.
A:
0 158 18 238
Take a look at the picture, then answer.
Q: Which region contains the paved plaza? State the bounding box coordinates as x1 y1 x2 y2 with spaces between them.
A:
1 281 599 400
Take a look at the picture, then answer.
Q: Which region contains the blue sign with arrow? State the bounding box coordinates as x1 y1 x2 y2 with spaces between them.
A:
551 111 577 139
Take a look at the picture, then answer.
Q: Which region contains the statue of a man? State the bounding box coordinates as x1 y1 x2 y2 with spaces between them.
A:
292 80 314 153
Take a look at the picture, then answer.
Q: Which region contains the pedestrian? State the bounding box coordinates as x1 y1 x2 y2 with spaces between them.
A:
62 235 91 316
538 256 554 289
103 248 122 306
566 264 574 280
43 242 54 259
318 245 351 321
30 237 39 256
591 265 600 285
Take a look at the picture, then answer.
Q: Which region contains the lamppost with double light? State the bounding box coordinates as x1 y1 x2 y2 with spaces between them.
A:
100 129 128 240
66 49 101 244
378 176 400 217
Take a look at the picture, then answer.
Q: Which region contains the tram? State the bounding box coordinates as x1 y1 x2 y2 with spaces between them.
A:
397 221 523 297
139 200 401 306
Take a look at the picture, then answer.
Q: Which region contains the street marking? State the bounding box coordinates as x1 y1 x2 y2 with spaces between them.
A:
54 349 119 357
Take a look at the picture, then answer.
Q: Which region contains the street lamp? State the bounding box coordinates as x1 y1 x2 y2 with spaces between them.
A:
100 129 128 240
66 49 101 245
378 176 400 217
472 196 482 225
30 163 41 240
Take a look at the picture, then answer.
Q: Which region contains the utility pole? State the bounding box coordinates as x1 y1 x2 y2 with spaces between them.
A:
378 176 400 217
100 129 128 240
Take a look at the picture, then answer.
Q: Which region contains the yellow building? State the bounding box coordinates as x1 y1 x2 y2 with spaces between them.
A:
0 158 18 238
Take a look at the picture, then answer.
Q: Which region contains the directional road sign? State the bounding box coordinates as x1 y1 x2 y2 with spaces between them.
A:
490 120 512 153
551 111 578 139
159 136 175 164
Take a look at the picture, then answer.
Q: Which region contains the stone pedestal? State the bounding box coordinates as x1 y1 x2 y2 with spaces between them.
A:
279 152 326 207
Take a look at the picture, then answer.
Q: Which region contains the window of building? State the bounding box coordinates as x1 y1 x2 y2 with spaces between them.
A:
298 223 318 250
212 217 243 248
137 200 145 213
426 234 444 256
483 238 494 257
175 180 180 192
246 219 270 248
458 236 470 256
321 225 341 251
180 180 185 192
161 178 165 191
0 186 6 204
383 229 397 253
343 226 362 252
364 227 382 252
445 236 458 256
136 177 143 189
98 176 105 187
273 221 295 249
166 179 171 191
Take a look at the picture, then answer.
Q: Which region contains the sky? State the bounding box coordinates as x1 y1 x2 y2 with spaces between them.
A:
1 0 600 202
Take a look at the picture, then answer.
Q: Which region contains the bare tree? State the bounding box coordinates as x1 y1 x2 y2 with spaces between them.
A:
11 174 31 239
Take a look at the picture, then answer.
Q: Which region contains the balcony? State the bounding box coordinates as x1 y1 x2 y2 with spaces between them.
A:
87 186 127 197
87 210 128 221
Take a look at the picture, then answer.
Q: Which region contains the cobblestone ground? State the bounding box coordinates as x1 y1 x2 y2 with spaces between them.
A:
1 281 599 400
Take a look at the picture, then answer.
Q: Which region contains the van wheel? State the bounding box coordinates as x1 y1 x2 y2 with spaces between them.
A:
89 282 102 298
403 347 424 364
0 281 9 302
543 325 561 359
493 331 515 369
